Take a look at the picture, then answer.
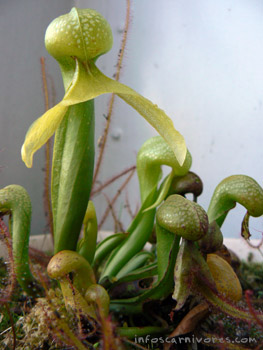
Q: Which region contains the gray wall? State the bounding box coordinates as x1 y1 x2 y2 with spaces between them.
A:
1 0 263 239
0 0 73 234
77 0 263 239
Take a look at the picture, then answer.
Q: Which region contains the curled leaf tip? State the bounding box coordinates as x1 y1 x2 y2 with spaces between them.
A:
21 143 32 168
21 103 68 168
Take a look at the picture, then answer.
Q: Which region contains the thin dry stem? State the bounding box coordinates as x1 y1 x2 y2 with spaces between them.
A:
125 190 135 219
243 232 263 258
245 290 263 329
35 263 51 291
4 304 16 350
40 57 53 238
98 167 136 230
65 274 89 340
40 281 93 349
91 165 136 197
0 219 16 303
43 303 89 350
125 189 139 220
100 314 124 350
244 230 263 249
92 0 131 186
102 193 125 232
28 246 51 267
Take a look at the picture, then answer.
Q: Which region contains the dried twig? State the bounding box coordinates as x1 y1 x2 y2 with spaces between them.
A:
40 57 53 238
92 0 131 186
102 193 125 233
243 230 263 249
245 290 263 329
0 219 16 303
124 189 139 220
91 165 136 197
98 167 136 230
4 303 16 350
28 246 51 267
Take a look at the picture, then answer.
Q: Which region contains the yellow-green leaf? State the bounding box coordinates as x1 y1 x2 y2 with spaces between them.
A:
64 59 187 165
22 58 187 168
143 171 175 212
21 103 68 168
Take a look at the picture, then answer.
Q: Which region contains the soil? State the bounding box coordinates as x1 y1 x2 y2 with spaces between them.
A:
0 253 262 350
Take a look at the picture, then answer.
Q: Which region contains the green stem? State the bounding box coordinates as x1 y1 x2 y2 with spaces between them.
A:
77 201 98 264
92 233 127 270
198 282 263 322
100 137 192 281
0 185 42 296
108 263 157 299
85 284 110 317
116 251 155 280
156 223 180 282
99 187 158 280
207 175 263 227
47 250 97 319
136 136 192 202
117 326 171 339
52 100 95 253
156 194 208 284
109 237 179 315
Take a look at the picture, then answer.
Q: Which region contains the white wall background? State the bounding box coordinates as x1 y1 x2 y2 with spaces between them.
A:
1 0 263 239
0 0 73 235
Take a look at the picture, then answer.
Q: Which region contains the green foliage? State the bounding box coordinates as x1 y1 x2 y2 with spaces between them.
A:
1 6 263 350
239 260 263 296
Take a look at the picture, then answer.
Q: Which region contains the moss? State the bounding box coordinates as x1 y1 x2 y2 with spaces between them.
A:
1 288 76 349
238 258 263 297
1 256 263 349
199 258 263 349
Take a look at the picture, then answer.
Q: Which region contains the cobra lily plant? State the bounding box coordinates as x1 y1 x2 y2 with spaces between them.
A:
1 6 263 350
21 7 186 257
